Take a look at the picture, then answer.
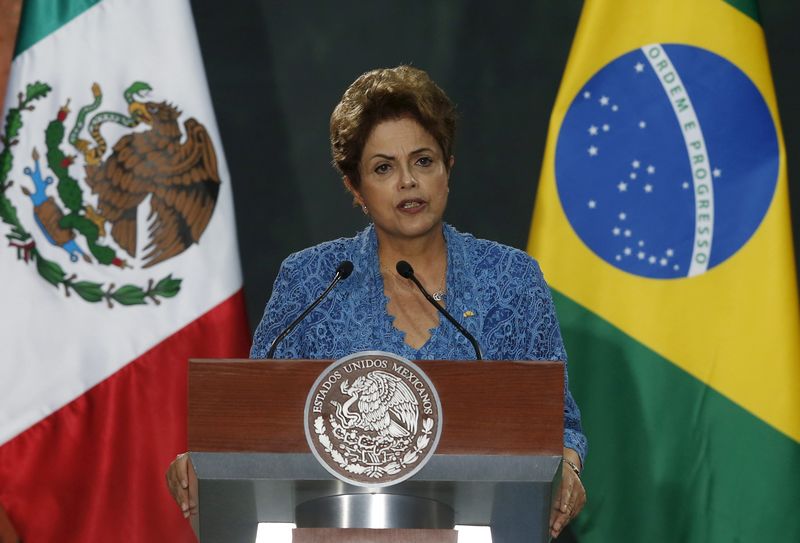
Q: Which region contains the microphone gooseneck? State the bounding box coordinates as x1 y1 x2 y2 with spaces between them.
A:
266 260 354 359
395 260 483 360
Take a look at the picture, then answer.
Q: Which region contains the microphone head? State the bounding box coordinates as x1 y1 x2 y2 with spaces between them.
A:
337 260 354 279
396 260 414 279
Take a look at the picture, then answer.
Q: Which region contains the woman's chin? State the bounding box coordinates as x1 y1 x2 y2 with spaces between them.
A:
383 220 443 242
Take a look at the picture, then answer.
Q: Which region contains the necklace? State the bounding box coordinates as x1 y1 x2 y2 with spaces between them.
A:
382 266 446 302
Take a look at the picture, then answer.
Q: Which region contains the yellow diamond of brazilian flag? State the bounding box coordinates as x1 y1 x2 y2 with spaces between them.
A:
529 0 800 540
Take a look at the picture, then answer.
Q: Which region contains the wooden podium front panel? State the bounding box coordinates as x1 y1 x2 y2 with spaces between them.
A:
292 528 457 543
189 360 321 453
189 359 563 456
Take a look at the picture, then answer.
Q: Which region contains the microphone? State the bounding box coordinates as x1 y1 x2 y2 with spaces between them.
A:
266 260 354 359
396 260 483 360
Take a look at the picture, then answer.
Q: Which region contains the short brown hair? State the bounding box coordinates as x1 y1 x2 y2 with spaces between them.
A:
330 65 457 187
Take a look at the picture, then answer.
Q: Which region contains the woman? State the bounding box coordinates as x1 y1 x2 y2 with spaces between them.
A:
167 65 586 539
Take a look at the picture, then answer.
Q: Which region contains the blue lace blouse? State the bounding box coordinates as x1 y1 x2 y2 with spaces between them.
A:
250 223 587 462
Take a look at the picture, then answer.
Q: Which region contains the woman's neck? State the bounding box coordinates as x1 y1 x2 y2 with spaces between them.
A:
375 223 447 278
376 223 448 348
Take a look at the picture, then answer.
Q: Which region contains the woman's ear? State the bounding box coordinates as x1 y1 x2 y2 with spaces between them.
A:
343 176 363 208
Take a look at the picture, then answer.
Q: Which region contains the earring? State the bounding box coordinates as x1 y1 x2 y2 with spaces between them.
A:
361 204 368 215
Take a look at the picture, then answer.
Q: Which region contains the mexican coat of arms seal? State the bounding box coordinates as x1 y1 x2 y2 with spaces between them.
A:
304 351 443 487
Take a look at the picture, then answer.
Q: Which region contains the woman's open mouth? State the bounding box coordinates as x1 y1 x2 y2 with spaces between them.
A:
397 199 426 213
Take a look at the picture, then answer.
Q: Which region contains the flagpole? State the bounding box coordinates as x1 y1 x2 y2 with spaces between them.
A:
0 0 22 114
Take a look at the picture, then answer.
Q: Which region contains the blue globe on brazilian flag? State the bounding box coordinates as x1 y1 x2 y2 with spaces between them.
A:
529 0 799 541
557 44 778 279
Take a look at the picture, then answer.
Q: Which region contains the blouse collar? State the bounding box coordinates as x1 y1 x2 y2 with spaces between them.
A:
348 222 470 356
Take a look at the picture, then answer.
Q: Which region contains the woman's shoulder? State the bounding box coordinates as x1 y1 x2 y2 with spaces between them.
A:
279 227 369 273
446 224 544 280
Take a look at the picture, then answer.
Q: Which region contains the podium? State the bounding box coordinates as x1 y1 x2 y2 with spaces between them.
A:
188 359 564 543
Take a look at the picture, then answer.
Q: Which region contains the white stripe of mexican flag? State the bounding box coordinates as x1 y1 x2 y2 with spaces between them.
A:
0 0 251 540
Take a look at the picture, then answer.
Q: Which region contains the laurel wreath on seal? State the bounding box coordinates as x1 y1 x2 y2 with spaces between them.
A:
314 416 434 479
0 82 181 307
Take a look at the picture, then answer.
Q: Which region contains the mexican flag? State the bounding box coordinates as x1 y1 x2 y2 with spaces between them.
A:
0 0 251 540
529 0 800 541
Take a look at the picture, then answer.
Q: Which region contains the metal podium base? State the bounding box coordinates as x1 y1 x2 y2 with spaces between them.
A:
190 452 561 542
295 494 455 529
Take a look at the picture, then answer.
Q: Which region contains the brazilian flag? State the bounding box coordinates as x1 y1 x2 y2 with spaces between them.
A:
529 0 800 541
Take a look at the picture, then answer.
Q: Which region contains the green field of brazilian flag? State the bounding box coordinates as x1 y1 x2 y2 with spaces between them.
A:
529 0 800 540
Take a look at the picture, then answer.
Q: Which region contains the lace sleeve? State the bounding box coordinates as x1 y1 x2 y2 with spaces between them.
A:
515 256 588 464
249 254 310 359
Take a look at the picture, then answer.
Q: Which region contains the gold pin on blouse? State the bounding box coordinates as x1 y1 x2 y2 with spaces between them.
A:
463 310 475 318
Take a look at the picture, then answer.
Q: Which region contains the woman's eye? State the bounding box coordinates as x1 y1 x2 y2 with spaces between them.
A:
416 156 433 167
375 163 391 174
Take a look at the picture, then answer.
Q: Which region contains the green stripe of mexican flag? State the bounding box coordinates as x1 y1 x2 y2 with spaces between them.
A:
529 0 800 541
14 0 102 56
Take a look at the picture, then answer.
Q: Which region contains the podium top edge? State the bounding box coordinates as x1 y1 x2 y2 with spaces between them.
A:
189 358 565 365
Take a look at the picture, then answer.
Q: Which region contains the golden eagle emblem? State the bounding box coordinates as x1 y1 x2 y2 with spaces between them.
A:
0 80 224 307
75 83 220 268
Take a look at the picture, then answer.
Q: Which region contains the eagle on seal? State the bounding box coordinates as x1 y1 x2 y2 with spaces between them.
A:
84 100 220 268
334 371 419 439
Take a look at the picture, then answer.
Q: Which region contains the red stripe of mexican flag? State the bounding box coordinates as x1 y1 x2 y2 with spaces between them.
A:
0 293 250 541
0 0 251 540
529 0 800 541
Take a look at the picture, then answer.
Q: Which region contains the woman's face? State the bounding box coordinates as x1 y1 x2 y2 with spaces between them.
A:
349 116 452 245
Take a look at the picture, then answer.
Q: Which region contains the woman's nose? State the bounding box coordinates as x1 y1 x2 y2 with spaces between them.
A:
398 165 418 189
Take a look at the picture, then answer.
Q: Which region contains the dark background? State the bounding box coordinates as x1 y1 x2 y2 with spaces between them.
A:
189 0 800 331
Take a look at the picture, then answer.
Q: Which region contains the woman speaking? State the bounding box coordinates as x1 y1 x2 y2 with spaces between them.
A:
168 65 586 539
